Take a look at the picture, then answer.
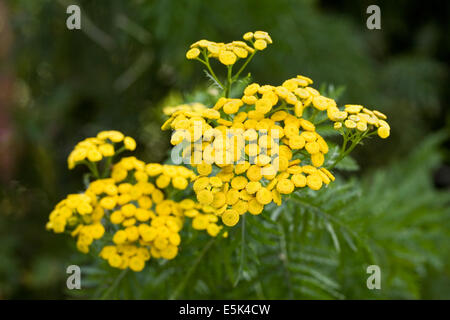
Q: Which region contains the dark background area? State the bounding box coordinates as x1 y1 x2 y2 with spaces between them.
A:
0 0 448 299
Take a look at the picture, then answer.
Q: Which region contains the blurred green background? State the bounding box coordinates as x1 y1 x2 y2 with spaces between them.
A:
0 0 449 299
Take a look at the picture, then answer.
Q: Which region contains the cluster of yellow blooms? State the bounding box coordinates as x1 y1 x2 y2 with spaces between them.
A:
48 31 390 273
328 104 390 138
48 130 224 272
47 193 105 254
97 159 191 271
186 31 272 66
162 75 341 228
67 130 136 169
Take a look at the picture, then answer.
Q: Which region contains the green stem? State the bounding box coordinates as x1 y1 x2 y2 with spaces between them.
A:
101 146 126 178
115 146 126 156
225 65 233 98
102 157 112 178
91 162 100 179
197 53 223 88
232 51 256 81
310 109 319 122
328 145 352 170
83 160 100 179
342 131 349 151
328 131 367 170
326 131 350 170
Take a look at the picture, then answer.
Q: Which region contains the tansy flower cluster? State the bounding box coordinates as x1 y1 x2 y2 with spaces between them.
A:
186 31 272 66
67 130 136 170
97 159 188 271
328 104 390 139
104 158 224 270
48 131 224 272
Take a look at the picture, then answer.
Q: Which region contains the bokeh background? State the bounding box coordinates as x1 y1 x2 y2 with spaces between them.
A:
0 0 449 299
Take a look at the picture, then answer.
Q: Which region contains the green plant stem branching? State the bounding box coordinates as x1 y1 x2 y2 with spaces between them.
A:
232 51 256 81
